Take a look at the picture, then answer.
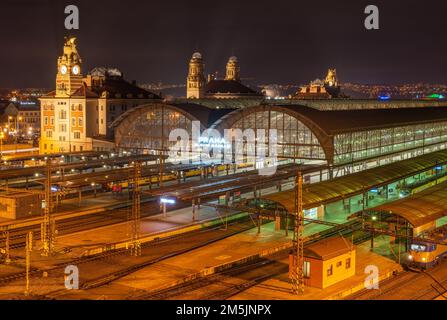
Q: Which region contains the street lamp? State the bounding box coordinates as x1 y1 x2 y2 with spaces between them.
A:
0 131 4 160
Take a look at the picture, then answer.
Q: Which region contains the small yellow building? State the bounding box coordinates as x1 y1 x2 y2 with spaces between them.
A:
290 236 356 289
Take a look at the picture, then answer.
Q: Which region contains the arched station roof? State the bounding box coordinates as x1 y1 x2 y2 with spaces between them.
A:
210 104 335 163
270 105 447 135
110 102 235 132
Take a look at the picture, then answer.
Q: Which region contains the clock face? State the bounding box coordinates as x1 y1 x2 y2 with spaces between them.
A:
60 65 68 75
72 65 80 75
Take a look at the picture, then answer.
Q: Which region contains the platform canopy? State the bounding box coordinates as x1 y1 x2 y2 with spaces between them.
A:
262 149 447 212
361 181 447 228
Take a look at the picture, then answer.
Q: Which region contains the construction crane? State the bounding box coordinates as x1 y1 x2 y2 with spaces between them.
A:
129 161 142 256
41 158 55 256
291 172 304 294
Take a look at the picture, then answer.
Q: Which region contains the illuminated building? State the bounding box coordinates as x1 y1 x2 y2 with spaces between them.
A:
294 68 341 99
186 52 206 99
113 102 447 179
187 53 262 100
39 37 160 154
289 236 356 289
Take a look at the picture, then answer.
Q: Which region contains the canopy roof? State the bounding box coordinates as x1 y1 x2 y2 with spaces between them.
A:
263 149 447 212
363 181 447 228
275 105 447 135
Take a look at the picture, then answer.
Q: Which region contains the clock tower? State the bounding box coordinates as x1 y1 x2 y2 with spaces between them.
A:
56 36 83 97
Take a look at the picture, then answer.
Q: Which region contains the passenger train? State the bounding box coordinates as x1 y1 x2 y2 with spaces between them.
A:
407 226 447 269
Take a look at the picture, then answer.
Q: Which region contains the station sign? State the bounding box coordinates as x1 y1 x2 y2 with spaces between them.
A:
160 197 176 205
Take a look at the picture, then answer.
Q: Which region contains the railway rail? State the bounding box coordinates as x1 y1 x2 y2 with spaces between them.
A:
127 221 367 300
0 217 256 292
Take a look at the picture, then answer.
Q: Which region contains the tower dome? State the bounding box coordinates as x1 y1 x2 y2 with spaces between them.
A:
225 56 240 82
192 52 202 60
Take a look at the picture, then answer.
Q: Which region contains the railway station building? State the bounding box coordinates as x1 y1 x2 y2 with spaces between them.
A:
112 101 447 181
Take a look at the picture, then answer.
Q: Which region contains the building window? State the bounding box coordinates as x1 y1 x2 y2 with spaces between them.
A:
303 261 311 278
80 146 83 151
327 265 333 277
60 110 67 119
336 261 342 268
78 118 83 126
74 132 81 139
346 258 351 269
78 104 82 111
60 124 67 132
46 130 52 138
72 117 76 126
44 117 48 125
44 144 47 150
50 117 54 125
72 145 76 151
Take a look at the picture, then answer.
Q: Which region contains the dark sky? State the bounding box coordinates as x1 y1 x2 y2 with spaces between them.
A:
0 0 446 88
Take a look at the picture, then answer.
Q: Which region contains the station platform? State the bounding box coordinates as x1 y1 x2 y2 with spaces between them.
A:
43 205 242 258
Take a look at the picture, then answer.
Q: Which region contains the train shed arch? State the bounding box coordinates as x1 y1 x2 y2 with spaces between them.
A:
210 104 333 165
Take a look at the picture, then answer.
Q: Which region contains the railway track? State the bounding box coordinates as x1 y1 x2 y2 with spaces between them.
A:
135 252 287 300
127 221 367 300
346 271 424 300
2 212 366 300
409 277 447 300
0 218 257 297
0 198 188 250
347 259 447 300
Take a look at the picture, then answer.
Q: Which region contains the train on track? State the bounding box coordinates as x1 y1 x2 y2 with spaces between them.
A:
406 226 447 269
106 162 256 190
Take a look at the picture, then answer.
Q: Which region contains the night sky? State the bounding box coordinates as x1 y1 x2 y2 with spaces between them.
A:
0 0 446 88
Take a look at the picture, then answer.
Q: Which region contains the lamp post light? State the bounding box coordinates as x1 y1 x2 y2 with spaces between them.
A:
0 131 4 160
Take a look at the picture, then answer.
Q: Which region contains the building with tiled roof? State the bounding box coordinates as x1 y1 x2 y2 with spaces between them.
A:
39 37 161 154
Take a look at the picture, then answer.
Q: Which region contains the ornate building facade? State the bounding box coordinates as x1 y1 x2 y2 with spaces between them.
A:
186 53 262 100
39 37 160 154
186 52 206 99
294 68 341 99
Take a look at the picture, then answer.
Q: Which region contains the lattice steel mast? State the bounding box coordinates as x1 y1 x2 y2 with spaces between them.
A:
291 172 304 294
130 161 142 256
41 158 54 256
